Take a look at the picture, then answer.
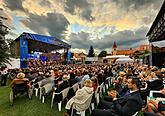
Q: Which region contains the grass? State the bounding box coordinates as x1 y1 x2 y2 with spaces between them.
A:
0 82 144 116
0 84 66 116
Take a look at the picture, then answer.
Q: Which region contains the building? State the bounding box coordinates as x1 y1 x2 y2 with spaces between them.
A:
111 41 135 56
73 52 86 63
146 0 165 68
111 42 150 56
137 45 150 51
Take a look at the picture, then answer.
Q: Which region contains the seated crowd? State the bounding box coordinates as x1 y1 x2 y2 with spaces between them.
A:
1 59 165 116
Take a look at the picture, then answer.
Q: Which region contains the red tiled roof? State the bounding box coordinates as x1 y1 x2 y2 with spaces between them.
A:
116 50 134 55
138 45 150 51
74 52 86 59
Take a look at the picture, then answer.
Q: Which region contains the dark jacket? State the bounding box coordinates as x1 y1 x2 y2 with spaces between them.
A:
113 91 143 116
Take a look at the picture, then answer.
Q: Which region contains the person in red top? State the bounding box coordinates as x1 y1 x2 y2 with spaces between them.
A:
91 76 99 92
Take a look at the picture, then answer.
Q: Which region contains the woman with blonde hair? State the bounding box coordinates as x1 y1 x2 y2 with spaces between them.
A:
65 79 93 116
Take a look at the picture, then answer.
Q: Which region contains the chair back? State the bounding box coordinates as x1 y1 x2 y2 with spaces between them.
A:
73 92 93 111
99 83 104 93
62 87 70 100
13 82 28 91
94 86 100 98
72 83 79 92
41 83 54 95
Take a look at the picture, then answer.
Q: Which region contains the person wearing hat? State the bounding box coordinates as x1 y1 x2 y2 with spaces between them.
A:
11 72 30 97
11 72 29 87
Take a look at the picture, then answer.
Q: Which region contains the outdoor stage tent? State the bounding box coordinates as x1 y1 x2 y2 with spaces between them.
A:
12 32 71 68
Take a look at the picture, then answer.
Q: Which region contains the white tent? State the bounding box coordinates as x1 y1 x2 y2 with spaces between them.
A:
5 58 20 69
115 57 134 63
104 55 126 59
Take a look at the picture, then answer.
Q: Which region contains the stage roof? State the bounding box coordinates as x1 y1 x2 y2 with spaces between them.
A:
15 32 71 52
146 1 165 42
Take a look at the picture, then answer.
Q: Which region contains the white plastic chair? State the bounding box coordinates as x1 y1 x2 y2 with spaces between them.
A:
132 111 138 116
108 77 112 87
72 83 79 92
71 92 93 116
148 90 165 101
79 79 84 89
51 87 70 111
91 86 100 110
33 81 42 97
96 83 104 105
41 83 54 103
105 77 109 90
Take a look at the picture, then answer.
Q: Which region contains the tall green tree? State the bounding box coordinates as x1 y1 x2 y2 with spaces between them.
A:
0 36 10 65
98 50 107 57
87 46 95 57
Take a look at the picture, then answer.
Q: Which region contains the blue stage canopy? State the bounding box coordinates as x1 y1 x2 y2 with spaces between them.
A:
16 32 71 49
13 32 71 68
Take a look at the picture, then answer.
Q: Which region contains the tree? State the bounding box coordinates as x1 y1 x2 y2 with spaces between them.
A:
98 50 107 57
0 36 10 65
0 18 10 65
87 46 95 57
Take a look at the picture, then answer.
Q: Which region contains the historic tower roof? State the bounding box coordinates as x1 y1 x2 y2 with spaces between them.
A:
113 41 117 49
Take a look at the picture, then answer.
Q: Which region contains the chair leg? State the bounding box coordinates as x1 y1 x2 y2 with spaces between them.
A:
35 88 38 96
51 93 55 108
96 93 100 105
108 81 110 87
103 86 106 93
58 101 62 111
80 111 85 116
71 107 74 116
39 88 42 99
100 91 103 98
106 84 109 90
42 96 45 103
89 107 92 114
91 103 95 110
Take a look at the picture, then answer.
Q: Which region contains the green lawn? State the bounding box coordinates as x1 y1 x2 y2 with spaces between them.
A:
0 85 67 116
0 83 144 116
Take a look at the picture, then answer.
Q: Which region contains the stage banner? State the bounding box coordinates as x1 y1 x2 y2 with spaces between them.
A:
20 37 28 68
67 49 71 64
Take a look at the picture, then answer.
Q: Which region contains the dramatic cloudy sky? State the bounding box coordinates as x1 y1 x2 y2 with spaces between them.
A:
0 0 164 54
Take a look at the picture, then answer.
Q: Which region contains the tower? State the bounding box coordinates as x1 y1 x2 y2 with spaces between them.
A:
112 41 117 55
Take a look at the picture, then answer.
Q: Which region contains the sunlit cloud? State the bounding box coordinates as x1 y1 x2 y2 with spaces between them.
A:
0 0 164 53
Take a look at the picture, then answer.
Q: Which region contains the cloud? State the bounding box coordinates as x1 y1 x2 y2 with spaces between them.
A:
3 0 25 11
38 0 51 7
63 0 94 21
68 26 149 53
21 12 70 38
111 0 163 11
